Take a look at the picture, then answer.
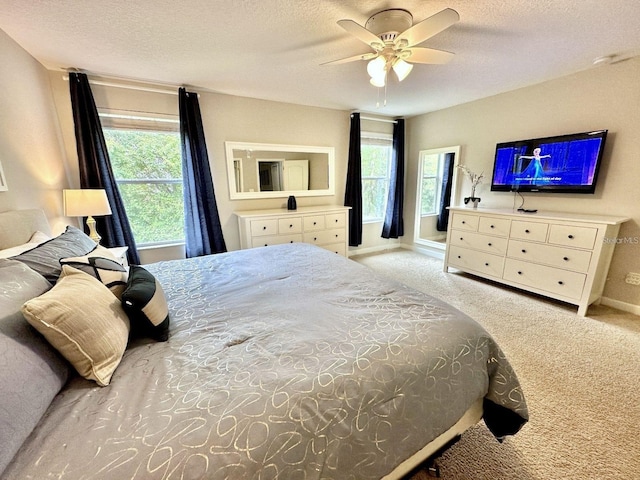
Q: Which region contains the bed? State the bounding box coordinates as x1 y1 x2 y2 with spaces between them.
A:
0 209 528 480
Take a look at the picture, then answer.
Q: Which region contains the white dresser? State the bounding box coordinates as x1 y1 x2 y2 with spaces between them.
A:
235 206 350 256
444 207 629 316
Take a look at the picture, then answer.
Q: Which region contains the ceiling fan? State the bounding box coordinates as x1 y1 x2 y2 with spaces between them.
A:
324 8 460 87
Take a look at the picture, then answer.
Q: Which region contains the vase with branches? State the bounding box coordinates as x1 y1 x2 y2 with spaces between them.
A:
457 165 484 207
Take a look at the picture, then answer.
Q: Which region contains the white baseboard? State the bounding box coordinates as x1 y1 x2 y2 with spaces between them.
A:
348 243 403 257
403 243 446 260
599 296 640 316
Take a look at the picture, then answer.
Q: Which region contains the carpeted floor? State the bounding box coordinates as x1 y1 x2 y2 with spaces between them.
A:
352 248 640 480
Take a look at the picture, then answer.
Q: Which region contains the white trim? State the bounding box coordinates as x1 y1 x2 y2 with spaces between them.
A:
599 296 640 316
405 242 446 260
348 243 403 257
360 115 398 124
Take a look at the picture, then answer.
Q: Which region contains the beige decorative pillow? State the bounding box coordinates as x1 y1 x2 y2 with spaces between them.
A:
21 265 130 386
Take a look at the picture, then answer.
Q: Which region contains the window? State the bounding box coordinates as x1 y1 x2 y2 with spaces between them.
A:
103 125 184 246
420 154 441 215
361 133 393 222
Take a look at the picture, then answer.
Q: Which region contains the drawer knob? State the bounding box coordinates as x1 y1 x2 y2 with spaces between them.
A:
290 240 293 243
517 271 523 275
313 222 317 225
289 224 293 228
335 234 338 238
488 242 492 247
457 255 461 259
568 234 574 239
335 219 338 223
525 229 530 233
490 225 495 229
314 237 317 241
263 226 267 230
558 280 564 285
461 220 466 224
460 237 464 241
521 249 527 253
563 256 569 261
485 262 489 266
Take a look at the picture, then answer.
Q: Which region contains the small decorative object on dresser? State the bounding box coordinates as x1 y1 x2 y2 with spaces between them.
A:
235 205 350 256
457 165 483 208
287 195 297 210
444 207 629 316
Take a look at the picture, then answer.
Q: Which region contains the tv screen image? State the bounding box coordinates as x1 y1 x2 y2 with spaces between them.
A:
491 130 607 193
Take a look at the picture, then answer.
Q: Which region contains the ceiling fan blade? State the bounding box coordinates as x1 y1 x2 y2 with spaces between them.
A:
337 19 384 49
395 8 460 48
403 47 455 64
321 52 378 65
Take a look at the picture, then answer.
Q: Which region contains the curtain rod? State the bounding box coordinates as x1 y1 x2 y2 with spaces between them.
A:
63 75 180 96
359 115 398 124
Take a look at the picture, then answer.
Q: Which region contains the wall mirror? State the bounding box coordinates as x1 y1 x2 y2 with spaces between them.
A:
225 141 335 200
414 146 460 254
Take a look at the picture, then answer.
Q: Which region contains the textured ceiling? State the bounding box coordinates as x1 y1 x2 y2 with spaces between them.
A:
1 0 639 117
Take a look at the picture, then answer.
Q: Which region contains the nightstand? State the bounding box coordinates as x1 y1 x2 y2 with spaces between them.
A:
107 246 129 268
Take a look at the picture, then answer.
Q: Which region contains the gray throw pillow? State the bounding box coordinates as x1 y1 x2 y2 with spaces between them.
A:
11 226 97 284
0 260 71 476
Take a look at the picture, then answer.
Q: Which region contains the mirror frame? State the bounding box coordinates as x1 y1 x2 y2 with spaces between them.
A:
225 141 335 200
414 146 461 254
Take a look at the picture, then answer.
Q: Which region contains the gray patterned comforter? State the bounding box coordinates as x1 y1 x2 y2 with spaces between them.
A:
4 243 527 480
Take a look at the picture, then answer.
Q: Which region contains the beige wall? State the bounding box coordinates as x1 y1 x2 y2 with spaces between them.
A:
406 56 640 309
0 29 71 234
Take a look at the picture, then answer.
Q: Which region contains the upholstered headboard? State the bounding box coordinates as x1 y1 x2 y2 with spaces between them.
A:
0 209 51 250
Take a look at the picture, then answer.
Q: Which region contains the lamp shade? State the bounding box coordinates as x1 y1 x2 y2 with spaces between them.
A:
63 189 112 217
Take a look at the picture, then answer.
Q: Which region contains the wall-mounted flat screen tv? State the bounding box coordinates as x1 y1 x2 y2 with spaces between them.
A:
490 130 608 193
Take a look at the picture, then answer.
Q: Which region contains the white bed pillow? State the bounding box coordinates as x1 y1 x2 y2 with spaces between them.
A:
0 231 52 259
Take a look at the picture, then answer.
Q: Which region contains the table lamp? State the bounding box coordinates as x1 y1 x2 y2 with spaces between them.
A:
63 189 112 243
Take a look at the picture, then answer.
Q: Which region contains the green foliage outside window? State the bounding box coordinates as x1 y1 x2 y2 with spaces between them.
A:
104 129 184 245
420 154 439 215
361 143 391 222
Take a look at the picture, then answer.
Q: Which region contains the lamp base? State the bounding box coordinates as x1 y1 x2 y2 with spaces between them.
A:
86 215 102 244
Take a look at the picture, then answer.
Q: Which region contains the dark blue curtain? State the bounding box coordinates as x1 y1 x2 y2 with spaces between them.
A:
344 113 362 246
382 119 405 238
68 72 140 265
436 152 456 231
178 88 226 257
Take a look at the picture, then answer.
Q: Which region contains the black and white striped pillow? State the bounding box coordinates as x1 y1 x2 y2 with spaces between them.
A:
60 247 128 298
121 265 170 342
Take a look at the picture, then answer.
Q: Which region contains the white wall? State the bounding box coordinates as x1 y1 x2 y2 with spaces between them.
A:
406 56 640 309
0 29 71 234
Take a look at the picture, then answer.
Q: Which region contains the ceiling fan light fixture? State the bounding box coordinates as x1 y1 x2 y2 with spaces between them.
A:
392 59 413 81
367 56 387 78
370 73 386 88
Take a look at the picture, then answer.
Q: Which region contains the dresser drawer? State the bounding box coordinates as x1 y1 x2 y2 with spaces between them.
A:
325 212 346 229
322 242 346 256
451 213 479 232
250 219 278 237
448 245 504 278
450 230 508 255
478 217 510 237
278 217 302 234
510 220 548 242
507 240 592 273
503 259 586 300
548 224 597 250
251 234 302 248
304 215 326 231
